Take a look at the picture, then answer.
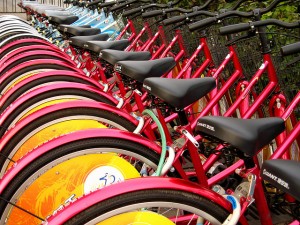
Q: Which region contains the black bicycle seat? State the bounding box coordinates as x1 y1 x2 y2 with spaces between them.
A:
45 10 74 17
58 24 91 34
63 26 100 36
48 15 78 25
115 57 176 83
84 40 130 53
261 159 300 201
195 116 285 156
143 77 216 109
100 49 152 65
70 34 109 48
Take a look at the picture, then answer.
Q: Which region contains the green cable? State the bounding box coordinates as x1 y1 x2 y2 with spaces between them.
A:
142 109 167 176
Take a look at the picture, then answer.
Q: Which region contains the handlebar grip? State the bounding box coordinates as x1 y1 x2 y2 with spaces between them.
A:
99 1 117 8
123 7 141 17
188 17 217 31
163 15 186 25
281 42 300 56
219 22 251 35
86 0 102 8
142 9 163 18
110 0 137 11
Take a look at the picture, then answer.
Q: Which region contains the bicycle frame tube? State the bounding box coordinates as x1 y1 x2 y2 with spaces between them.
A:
159 29 186 61
144 25 167 59
44 177 233 225
116 19 136 41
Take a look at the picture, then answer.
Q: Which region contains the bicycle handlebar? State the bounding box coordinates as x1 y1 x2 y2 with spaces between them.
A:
230 0 250 10
163 11 216 26
142 8 192 18
110 0 138 12
219 19 300 35
86 0 103 8
98 1 120 8
188 0 283 31
123 3 173 17
281 41 300 56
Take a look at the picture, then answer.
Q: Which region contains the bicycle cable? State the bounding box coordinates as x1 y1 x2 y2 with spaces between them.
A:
0 195 45 222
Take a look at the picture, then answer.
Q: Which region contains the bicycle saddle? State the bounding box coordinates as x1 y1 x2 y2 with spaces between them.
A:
84 40 130 53
100 49 152 65
35 6 65 15
143 77 216 108
45 10 74 17
70 34 109 48
261 160 300 201
195 116 285 156
63 27 101 37
58 24 91 33
48 15 79 25
115 58 176 83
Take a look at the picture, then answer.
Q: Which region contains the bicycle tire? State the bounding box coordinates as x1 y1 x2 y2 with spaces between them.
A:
0 102 136 174
64 189 229 225
0 34 46 48
0 74 102 112
0 85 116 124
0 137 162 224
0 52 71 76
0 62 79 94
0 39 52 58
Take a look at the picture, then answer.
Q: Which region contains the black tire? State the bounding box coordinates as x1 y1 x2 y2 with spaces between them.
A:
0 34 45 49
0 104 137 174
64 189 230 225
0 52 71 75
0 137 162 223
0 75 102 113
0 63 79 94
0 38 50 58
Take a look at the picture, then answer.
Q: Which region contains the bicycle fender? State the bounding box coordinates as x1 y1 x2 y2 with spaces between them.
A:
45 177 233 224
0 127 161 192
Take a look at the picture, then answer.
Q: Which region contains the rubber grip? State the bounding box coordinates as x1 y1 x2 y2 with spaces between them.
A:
99 1 118 8
163 15 186 25
142 10 163 18
87 0 102 7
123 7 141 17
219 22 251 35
188 17 217 31
110 0 135 11
281 42 300 56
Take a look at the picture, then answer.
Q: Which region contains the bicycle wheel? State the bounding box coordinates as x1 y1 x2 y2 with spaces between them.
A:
0 71 104 112
0 135 162 225
0 38 52 58
0 83 116 124
0 101 137 175
0 50 73 76
64 189 230 225
0 60 81 95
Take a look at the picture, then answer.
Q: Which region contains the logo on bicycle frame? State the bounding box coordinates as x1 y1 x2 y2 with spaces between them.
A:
84 166 125 194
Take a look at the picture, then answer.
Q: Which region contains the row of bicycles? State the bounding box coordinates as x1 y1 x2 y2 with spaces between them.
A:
0 0 299 224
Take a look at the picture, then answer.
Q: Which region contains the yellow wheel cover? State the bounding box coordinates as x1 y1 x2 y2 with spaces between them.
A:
6 118 107 171
98 211 175 225
7 154 140 224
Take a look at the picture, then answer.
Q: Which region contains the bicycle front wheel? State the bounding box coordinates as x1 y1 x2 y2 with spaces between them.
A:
64 189 230 225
